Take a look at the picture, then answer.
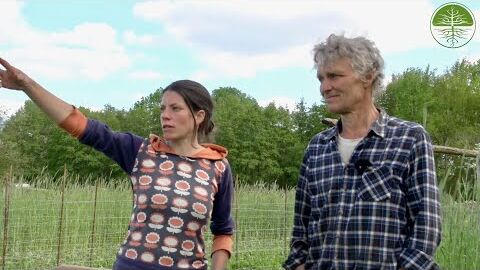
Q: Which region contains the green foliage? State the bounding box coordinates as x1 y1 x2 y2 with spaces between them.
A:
122 89 162 137
379 59 480 148
379 59 480 199
214 88 287 186
1 58 479 188
212 88 331 187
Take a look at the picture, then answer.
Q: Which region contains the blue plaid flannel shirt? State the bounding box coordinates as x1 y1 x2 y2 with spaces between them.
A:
283 110 441 270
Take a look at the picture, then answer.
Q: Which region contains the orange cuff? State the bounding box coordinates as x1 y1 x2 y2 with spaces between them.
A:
58 107 88 139
211 234 233 258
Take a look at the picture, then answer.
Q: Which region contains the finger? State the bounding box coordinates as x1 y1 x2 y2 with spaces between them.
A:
0 57 13 70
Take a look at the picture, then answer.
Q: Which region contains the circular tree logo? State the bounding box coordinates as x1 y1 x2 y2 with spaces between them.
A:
430 2 476 48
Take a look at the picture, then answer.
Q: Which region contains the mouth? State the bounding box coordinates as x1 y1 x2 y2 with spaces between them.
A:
325 95 339 102
162 125 174 130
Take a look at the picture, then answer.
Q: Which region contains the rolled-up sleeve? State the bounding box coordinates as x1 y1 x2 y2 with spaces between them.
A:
398 128 441 270
283 151 311 270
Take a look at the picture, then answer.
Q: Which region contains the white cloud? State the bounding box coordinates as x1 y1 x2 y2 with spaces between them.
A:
123 30 155 46
472 9 480 42
0 1 131 80
259 96 297 111
190 70 210 82
195 44 311 79
128 70 164 80
134 0 436 78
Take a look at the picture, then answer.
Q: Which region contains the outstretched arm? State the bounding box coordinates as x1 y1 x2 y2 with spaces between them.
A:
0 57 143 174
0 57 73 123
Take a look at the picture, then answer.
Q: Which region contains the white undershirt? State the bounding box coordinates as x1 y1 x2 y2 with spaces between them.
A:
337 134 363 165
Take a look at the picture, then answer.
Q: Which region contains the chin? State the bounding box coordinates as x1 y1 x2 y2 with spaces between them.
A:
326 105 342 114
162 134 175 141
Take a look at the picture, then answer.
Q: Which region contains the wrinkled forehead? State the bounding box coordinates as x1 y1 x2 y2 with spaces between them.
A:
315 54 353 70
316 56 355 76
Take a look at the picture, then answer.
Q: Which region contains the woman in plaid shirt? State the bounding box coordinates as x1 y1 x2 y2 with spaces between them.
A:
284 34 441 270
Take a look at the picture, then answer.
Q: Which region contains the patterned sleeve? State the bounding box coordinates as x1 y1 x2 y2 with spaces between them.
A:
79 119 144 174
283 149 311 270
210 160 235 235
210 160 235 256
398 128 442 270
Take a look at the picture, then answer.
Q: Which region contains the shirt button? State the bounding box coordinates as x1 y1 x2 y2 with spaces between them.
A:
339 209 343 215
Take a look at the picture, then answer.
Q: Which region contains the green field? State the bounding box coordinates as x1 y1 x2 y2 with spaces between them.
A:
0 176 479 270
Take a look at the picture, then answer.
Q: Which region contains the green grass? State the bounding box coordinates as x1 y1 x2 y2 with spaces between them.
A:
0 175 479 270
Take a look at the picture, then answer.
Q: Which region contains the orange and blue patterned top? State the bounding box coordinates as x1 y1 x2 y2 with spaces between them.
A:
60 108 234 270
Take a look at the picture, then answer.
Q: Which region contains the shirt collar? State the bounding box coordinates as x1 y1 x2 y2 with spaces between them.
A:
324 108 388 140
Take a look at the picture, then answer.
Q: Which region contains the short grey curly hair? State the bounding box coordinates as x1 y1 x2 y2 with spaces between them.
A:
313 34 385 95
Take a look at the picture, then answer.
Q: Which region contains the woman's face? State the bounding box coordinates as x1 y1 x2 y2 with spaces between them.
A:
160 90 204 144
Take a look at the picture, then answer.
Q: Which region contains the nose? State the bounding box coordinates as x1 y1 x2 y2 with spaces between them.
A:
161 108 171 121
320 80 332 97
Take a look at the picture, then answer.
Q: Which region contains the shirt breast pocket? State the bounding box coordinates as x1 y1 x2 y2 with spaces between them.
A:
357 165 395 202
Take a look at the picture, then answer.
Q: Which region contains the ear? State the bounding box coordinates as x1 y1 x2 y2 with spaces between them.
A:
362 72 375 89
195 110 206 125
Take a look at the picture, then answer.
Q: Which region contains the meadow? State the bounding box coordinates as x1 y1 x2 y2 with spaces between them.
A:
0 174 479 270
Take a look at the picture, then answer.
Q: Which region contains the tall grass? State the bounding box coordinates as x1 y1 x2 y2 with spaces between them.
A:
0 172 479 270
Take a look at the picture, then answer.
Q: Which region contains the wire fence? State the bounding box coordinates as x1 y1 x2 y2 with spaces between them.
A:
0 171 296 270
1 166 480 270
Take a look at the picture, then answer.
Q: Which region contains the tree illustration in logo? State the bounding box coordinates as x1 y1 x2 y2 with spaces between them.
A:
430 3 476 48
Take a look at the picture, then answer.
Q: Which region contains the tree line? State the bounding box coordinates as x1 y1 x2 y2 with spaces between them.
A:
0 59 479 187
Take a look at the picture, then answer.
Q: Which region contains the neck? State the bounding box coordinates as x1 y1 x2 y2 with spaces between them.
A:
339 103 379 139
165 137 204 156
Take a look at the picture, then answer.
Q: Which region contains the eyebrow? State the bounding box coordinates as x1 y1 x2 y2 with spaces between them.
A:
318 70 345 80
160 102 180 107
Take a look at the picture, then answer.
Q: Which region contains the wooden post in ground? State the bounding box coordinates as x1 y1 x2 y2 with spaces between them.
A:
234 175 239 266
283 187 288 257
476 154 479 183
1 166 13 270
56 166 67 267
88 181 99 266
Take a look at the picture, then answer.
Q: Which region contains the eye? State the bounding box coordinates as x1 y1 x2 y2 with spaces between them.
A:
160 106 166 112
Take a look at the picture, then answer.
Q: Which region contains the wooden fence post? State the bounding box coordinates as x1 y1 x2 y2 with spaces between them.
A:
57 166 67 267
89 181 99 266
234 175 239 266
476 154 479 183
1 166 13 270
283 187 288 257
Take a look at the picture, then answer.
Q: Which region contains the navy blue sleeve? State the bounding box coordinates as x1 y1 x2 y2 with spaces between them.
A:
210 161 235 235
79 119 144 174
